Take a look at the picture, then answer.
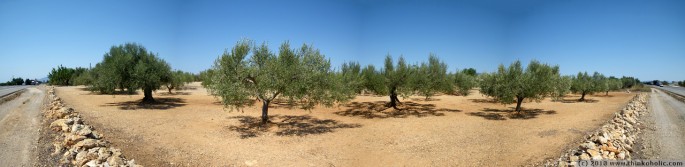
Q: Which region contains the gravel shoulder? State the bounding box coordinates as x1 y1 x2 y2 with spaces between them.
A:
0 87 46 166
635 89 685 159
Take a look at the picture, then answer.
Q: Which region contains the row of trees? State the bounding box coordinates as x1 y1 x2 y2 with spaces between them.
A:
0 77 34 86
202 39 641 123
46 39 645 124
47 43 199 102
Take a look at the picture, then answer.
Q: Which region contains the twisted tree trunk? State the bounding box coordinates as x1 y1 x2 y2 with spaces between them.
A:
142 88 154 103
261 100 270 124
515 96 524 112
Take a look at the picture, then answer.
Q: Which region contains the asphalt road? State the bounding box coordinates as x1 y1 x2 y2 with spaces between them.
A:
0 87 45 166
652 85 685 96
638 88 685 159
0 85 31 98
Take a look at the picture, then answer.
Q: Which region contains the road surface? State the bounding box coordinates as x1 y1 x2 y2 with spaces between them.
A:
0 87 45 166
638 89 685 159
0 85 30 98
656 85 685 96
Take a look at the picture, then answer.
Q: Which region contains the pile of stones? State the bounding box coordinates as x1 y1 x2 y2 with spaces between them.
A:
45 88 142 167
548 93 648 166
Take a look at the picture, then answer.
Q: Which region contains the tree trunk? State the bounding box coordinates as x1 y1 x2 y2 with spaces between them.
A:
261 100 270 124
389 88 400 110
142 88 154 103
579 92 586 101
515 97 524 112
606 91 609 96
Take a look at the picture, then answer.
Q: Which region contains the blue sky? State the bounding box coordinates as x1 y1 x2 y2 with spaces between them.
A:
1 0 684 82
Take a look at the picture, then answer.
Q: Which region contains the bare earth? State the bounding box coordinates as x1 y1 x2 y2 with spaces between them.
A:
635 89 685 159
0 87 45 166
55 82 634 166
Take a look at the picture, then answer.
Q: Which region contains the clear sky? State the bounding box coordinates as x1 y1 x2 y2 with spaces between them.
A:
1 0 684 83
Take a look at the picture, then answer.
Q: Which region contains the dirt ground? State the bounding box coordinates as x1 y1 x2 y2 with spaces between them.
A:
54 82 635 166
634 89 685 159
0 87 45 166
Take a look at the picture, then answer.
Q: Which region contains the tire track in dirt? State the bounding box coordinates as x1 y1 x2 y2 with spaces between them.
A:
0 87 45 166
637 89 685 159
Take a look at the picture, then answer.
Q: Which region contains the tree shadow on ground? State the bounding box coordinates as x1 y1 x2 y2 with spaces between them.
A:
226 115 361 139
410 97 441 101
334 101 461 119
78 87 140 95
468 99 498 103
558 98 599 103
101 97 186 110
157 92 192 96
467 107 556 120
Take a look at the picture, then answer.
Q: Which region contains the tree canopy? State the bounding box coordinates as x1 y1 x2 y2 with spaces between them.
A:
166 70 194 93
90 43 171 102
570 72 605 101
412 54 453 99
361 55 414 109
203 39 352 123
453 68 479 96
479 60 563 112
48 65 75 86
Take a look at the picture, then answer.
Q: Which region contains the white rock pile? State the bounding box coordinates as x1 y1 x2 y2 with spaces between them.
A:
46 88 142 167
548 93 648 167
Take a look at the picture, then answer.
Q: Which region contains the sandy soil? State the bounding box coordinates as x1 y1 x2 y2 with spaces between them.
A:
54 82 635 166
0 87 45 166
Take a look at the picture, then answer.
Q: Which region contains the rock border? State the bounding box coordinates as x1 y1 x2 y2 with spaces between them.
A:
546 93 649 166
45 87 142 167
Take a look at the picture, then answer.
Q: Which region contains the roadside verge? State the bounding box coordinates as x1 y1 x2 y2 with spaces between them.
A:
42 87 143 167
547 93 649 166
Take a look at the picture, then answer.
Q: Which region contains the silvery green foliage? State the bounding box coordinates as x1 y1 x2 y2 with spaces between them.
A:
204 39 351 114
339 61 364 95
608 78 623 91
480 60 561 111
453 69 479 96
361 55 415 109
593 72 609 93
166 70 194 93
570 71 605 101
361 64 385 94
90 43 171 102
413 54 453 99
551 75 572 101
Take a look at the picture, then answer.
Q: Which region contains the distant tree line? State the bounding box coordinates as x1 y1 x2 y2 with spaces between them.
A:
199 39 652 123
0 77 35 86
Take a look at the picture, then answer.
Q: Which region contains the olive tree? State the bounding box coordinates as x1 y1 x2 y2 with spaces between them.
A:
91 43 171 102
412 54 453 99
166 70 194 93
480 60 562 112
606 77 623 95
570 72 604 101
453 68 479 96
550 75 572 101
204 39 352 124
339 61 364 95
360 55 415 109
